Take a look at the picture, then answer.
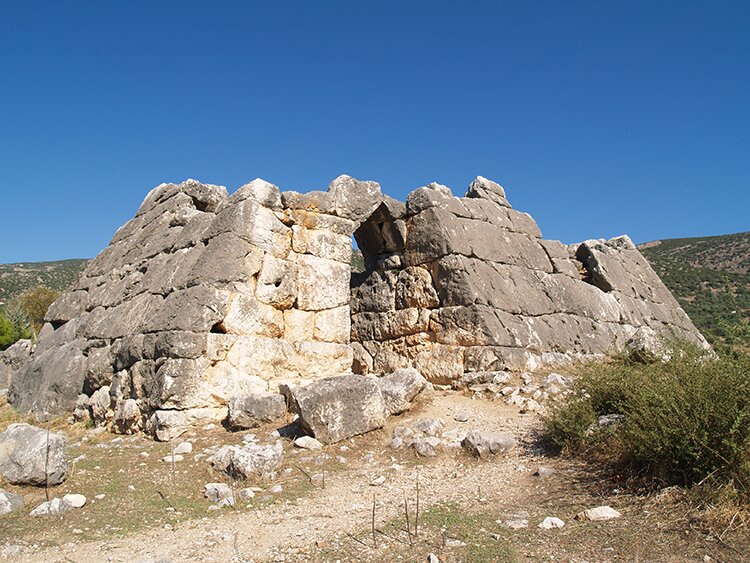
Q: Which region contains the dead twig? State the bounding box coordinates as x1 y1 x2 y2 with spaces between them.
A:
372 494 378 548
719 511 740 541
346 532 370 548
45 422 51 502
404 492 412 546
415 468 420 539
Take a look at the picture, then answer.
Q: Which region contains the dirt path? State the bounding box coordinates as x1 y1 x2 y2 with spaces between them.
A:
3 392 746 562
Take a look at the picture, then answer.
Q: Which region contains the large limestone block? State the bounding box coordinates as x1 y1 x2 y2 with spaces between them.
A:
231 178 283 210
136 179 227 219
0 423 67 486
430 305 512 347
350 270 397 313
352 308 430 342
206 198 291 258
228 391 287 429
0 339 32 388
327 175 383 223
405 183 467 216
221 293 284 337
292 225 352 263
45 291 88 324
147 407 227 441
8 339 87 418
415 343 464 384
84 293 164 340
295 341 354 378
291 374 388 443
407 206 469 264
395 267 439 309
283 309 315 341
377 368 428 415
146 357 215 410
186 232 263 287
210 442 283 479
465 176 511 208
227 335 298 381
313 306 351 343
286 209 357 237
144 285 230 333
296 254 351 311
255 255 297 309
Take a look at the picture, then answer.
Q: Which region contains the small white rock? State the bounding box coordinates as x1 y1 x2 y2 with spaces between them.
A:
268 485 283 494
370 476 386 486
173 441 193 454
578 506 621 521
162 454 184 463
94 494 105 500
294 436 323 450
538 517 565 529
62 494 86 508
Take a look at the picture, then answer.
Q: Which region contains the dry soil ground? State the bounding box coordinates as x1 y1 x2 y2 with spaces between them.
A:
0 390 748 562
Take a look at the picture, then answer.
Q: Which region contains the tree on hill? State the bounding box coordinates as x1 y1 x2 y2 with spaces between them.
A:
11 286 60 335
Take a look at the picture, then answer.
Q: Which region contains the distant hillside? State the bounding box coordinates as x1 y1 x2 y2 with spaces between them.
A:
640 232 750 345
0 259 89 305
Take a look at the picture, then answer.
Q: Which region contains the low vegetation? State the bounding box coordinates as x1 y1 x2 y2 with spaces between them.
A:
544 344 750 511
0 286 60 349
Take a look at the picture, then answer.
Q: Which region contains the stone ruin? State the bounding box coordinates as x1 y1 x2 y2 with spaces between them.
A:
6 175 707 438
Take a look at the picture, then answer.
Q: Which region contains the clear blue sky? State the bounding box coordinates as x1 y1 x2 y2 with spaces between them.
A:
1 1 748 263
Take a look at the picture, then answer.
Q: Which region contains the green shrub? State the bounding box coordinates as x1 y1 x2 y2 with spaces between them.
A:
544 345 750 496
0 313 17 350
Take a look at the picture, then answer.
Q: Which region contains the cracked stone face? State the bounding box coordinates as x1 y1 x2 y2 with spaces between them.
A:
7 175 707 433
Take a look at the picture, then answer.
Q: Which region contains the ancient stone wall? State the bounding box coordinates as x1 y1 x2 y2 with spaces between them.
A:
8 174 707 430
9 176 383 426
351 177 706 379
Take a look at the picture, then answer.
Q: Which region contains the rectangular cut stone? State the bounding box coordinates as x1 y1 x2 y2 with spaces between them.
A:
292 225 352 263
313 306 351 343
291 374 387 443
295 341 353 378
296 254 351 311
283 309 315 342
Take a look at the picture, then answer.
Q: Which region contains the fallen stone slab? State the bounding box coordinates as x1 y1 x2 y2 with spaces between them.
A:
30 497 73 517
290 374 387 444
228 391 287 430
461 430 516 457
209 442 283 479
377 368 428 416
0 423 67 486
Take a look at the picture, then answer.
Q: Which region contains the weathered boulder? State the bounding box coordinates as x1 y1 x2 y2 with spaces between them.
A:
0 339 32 388
461 430 516 457
377 368 428 416
228 391 287 429
290 374 388 444
0 490 24 515
625 326 669 363
112 398 142 434
209 442 283 479
0 424 67 486
204 482 234 504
